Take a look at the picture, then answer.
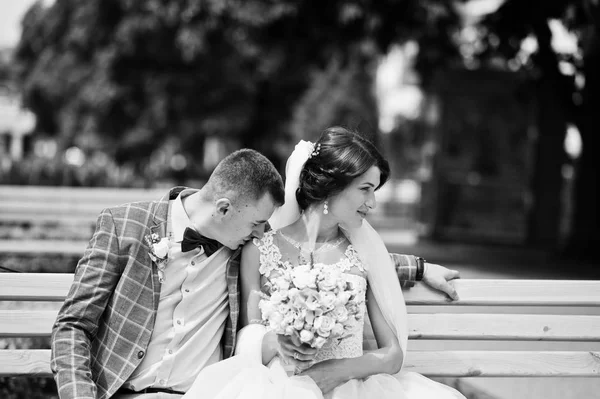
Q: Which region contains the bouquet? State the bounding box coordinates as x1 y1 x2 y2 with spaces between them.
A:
259 263 363 349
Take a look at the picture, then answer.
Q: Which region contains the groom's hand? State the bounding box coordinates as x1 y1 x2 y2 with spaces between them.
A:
422 263 460 300
277 334 317 370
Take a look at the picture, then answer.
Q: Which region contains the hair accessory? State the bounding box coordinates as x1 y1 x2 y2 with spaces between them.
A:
309 143 321 158
323 200 329 214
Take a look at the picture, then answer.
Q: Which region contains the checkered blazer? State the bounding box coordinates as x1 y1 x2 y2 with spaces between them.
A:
50 186 418 399
50 187 241 399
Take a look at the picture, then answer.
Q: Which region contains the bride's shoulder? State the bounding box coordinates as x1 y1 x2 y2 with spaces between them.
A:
252 229 277 243
251 229 280 253
344 244 368 273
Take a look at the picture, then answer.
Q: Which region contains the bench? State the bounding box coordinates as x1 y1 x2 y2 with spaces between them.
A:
0 185 415 257
0 185 165 255
2 273 599 384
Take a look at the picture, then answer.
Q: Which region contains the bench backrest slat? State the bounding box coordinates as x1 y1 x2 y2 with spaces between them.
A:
0 273 74 301
409 314 600 341
3 274 600 306
404 351 600 377
405 280 600 306
0 185 164 201
0 240 88 255
3 310 600 342
0 186 164 224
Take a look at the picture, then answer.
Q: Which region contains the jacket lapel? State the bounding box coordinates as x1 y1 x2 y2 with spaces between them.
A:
224 247 242 357
145 187 188 309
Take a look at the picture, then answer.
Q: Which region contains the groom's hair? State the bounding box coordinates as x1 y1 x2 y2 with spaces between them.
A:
297 126 390 210
206 149 284 206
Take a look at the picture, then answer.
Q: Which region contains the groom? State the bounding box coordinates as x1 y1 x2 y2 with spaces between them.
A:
51 149 459 399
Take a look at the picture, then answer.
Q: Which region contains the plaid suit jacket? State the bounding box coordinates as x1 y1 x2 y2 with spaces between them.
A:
50 187 241 399
51 186 418 399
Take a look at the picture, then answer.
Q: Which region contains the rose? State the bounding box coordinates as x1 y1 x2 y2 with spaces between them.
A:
270 291 286 304
282 309 295 325
272 277 290 292
152 238 170 259
305 311 315 326
317 270 341 291
335 291 352 306
330 306 349 323
259 300 276 319
300 329 314 344
292 265 317 289
331 323 345 337
284 326 295 336
304 290 321 311
319 291 336 311
289 290 306 309
346 303 360 315
293 317 305 330
269 311 284 332
313 336 328 349
278 303 292 315
313 315 335 337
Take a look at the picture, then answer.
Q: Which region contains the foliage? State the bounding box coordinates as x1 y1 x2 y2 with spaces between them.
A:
14 0 462 168
289 56 379 144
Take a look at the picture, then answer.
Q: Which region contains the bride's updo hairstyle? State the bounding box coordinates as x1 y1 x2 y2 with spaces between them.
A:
296 126 390 211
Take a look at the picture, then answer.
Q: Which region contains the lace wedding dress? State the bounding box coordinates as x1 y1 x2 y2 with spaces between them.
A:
183 231 465 399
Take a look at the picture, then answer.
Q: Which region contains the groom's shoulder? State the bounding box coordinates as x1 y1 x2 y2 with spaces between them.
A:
101 198 162 223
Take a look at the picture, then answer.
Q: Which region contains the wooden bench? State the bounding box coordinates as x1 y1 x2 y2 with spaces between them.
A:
2 273 599 381
0 185 414 256
0 185 165 255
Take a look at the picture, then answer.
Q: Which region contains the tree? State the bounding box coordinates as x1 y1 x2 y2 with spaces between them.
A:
474 0 600 256
14 0 457 171
15 0 600 256
15 0 273 166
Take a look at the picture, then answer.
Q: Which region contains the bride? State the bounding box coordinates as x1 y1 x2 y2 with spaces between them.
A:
183 127 465 398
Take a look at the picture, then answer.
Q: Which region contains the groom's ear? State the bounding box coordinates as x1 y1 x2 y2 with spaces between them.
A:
215 198 232 218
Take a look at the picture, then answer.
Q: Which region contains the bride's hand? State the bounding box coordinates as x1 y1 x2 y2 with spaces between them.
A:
298 359 346 394
277 333 317 369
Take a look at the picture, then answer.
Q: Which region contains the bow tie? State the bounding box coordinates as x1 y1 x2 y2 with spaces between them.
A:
181 227 222 257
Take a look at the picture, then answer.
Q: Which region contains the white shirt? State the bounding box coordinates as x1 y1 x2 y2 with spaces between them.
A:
125 190 231 392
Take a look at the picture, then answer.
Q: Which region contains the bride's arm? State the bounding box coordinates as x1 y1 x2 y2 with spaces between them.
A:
238 243 279 365
239 243 317 367
299 286 403 393
239 242 262 327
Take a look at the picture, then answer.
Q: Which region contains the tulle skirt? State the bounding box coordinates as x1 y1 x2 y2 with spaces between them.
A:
182 354 466 399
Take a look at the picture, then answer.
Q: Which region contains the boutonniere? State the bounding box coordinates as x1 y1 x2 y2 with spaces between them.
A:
145 233 171 283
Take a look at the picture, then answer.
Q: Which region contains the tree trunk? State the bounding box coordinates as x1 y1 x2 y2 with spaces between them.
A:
527 78 568 249
565 32 600 259
527 20 568 249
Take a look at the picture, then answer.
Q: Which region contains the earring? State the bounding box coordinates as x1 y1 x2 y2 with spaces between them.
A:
323 201 329 215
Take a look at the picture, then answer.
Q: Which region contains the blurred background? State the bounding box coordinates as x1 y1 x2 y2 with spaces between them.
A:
1 0 599 398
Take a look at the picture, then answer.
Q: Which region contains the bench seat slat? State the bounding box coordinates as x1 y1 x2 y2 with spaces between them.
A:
4 310 600 343
404 351 600 377
2 350 598 377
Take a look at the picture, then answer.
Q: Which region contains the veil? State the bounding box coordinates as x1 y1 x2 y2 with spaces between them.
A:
269 140 409 364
